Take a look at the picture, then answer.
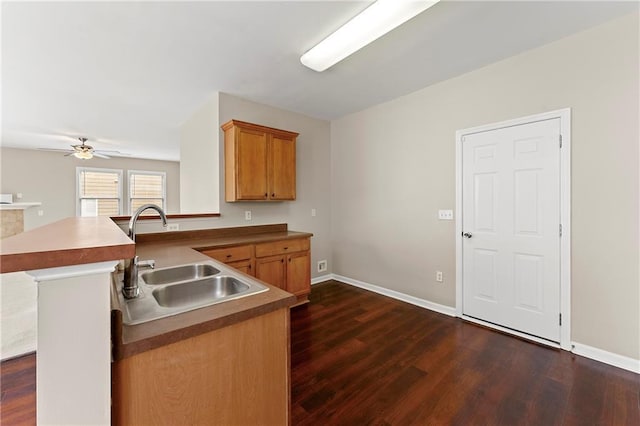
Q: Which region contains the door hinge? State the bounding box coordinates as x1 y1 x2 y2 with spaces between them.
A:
559 313 562 326
559 134 563 148
559 224 562 237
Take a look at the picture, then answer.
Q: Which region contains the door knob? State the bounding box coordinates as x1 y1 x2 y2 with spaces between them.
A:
462 232 473 239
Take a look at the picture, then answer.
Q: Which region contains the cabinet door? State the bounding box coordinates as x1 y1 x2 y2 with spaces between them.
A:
236 127 268 200
286 251 310 297
268 135 296 200
227 259 255 276
255 255 286 289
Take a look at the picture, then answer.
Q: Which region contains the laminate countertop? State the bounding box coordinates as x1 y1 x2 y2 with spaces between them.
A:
111 224 312 360
0 217 134 273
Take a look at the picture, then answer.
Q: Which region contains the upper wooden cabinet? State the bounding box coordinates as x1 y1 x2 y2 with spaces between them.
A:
222 120 298 202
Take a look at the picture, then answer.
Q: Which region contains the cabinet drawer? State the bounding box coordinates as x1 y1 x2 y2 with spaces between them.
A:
201 245 253 263
255 238 309 258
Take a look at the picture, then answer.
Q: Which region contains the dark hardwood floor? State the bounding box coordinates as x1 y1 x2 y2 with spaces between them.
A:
2 280 638 425
0 352 35 426
291 281 639 425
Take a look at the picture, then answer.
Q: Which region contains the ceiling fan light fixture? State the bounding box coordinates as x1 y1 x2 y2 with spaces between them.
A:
73 150 93 160
300 0 441 72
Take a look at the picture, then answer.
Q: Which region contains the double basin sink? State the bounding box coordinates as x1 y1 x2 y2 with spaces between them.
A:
119 261 268 325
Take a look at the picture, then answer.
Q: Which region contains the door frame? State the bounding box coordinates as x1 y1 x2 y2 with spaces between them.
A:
455 108 571 350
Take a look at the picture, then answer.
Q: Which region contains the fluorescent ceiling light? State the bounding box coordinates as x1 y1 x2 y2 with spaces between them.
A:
301 0 441 72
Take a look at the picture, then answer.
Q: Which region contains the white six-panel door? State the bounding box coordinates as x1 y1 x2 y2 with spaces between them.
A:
461 118 561 342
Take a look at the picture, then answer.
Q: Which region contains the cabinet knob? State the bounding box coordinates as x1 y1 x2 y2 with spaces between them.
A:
271 193 275 197
264 193 268 197
281 259 284 263
288 258 292 263
284 247 288 250
226 254 232 258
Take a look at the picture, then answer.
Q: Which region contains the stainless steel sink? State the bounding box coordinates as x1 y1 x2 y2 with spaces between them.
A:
153 276 249 308
141 263 220 285
117 260 268 325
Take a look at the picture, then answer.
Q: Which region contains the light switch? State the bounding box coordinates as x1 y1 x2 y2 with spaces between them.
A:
438 210 454 220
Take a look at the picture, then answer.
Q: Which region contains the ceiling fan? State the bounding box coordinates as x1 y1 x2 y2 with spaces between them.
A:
38 137 126 160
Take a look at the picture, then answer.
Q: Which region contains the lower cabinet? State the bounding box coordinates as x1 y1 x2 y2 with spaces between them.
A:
226 259 253 275
112 308 290 425
286 251 311 297
255 255 287 289
200 244 255 275
255 251 310 298
201 237 311 304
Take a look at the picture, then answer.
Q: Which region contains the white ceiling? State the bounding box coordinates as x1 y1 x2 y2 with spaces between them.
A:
2 1 637 161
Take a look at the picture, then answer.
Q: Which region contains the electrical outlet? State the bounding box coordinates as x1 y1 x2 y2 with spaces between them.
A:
167 223 180 232
245 211 252 221
436 271 443 282
438 210 454 220
311 208 317 217
317 260 328 273
16 193 23 199
37 210 44 217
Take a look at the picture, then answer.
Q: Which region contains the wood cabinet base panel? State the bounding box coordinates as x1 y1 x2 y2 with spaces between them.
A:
112 309 290 426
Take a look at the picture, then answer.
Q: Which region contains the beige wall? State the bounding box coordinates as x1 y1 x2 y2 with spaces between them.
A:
0 148 180 230
215 93 332 280
180 92 220 214
136 93 333 280
331 12 639 359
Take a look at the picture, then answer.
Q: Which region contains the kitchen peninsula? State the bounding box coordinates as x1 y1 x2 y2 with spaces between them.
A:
1 218 312 425
111 223 311 424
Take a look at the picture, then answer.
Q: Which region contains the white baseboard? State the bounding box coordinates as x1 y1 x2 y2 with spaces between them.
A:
572 342 640 374
311 274 333 285
332 274 457 317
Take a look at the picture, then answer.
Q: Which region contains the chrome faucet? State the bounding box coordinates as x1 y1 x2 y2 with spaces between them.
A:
122 204 168 299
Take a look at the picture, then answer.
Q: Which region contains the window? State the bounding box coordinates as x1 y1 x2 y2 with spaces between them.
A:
128 170 166 215
77 167 123 217
76 168 168 217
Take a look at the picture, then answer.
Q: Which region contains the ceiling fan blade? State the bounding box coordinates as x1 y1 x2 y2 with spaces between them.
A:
37 147 74 153
95 151 129 157
33 133 131 157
